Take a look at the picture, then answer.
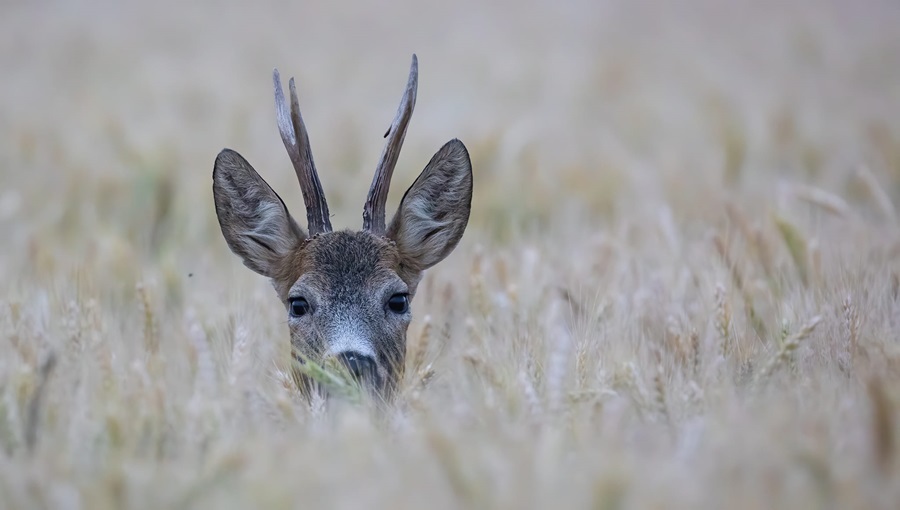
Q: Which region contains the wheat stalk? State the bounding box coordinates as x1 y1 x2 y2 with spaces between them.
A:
136 282 159 355
842 295 860 374
755 316 822 384
715 284 732 359
24 350 56 453
867 376 895 475
774 215 810 287
855 165 896 223
792 184 851 218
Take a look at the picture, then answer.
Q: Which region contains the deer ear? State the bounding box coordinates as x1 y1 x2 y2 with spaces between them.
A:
387 139 473 271
213 148 306 277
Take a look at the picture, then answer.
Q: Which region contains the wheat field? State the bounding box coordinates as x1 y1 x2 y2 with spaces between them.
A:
2 0 900 508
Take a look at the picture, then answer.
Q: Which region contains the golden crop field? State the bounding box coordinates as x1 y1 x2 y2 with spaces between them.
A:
2 0 900 508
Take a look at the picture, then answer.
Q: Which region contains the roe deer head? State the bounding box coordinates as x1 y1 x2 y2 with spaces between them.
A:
212 55 473 400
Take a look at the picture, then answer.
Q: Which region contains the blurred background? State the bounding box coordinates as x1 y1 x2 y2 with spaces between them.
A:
2 1 900 507
2 0 898 278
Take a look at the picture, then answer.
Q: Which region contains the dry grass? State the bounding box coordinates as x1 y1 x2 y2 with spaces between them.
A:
2 0 900 508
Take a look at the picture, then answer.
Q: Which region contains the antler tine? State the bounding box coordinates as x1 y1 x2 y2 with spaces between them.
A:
362 54 418 234
273 69 332 235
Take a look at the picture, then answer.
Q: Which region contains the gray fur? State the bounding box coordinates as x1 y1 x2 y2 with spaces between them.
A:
286 231 409 392
212 57 473 400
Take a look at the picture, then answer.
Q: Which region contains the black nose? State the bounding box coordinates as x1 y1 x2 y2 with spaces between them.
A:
338 352 376 381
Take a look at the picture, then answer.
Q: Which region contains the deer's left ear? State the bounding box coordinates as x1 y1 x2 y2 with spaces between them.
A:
387 139 473 271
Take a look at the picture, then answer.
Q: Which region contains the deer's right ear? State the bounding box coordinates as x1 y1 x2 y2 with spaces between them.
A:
213 148 306 277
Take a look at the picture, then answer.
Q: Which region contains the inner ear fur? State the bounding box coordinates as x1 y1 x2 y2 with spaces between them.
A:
387 139 473 272
212 148 306 277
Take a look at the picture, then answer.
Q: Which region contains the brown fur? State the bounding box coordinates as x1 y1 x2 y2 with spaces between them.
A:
211 60 472 400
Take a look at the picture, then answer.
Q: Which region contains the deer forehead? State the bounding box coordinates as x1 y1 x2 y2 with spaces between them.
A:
274 230 407 301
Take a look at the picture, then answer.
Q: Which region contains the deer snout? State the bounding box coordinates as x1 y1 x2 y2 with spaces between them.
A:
336 351 380 385
339 351 375 379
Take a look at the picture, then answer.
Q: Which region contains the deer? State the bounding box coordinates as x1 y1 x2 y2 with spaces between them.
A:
212 55 473 401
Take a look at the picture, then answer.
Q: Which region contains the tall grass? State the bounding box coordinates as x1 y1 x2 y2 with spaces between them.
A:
1 0 900 508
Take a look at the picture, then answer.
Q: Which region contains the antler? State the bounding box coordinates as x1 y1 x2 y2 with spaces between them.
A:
362 54 418 234
273 69 332 235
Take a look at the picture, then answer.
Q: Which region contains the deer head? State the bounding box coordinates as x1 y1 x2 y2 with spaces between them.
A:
212 55 473 399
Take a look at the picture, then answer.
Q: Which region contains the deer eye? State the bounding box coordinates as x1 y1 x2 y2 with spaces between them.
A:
289 297 310 317
387 293 409 314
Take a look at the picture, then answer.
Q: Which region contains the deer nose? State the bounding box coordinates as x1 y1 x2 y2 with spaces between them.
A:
338 351 377 381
